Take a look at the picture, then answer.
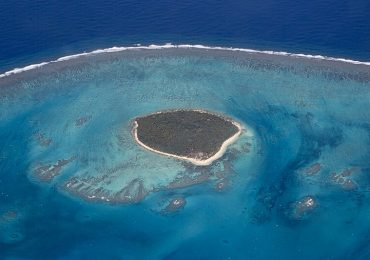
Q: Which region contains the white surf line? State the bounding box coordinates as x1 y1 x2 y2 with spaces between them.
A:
132 111 243 166
1 43 370 79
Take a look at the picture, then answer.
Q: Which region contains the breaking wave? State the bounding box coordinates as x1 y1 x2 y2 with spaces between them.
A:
1 43 370 79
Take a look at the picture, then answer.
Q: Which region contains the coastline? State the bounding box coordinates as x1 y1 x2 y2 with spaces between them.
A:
1 43 370 79
132 110 243 166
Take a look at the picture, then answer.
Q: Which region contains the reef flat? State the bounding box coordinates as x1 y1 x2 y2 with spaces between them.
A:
1 47 369 259
133 110 242 165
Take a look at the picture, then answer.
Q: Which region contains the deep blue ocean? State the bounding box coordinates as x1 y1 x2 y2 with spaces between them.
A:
1 0 370 72
1 0 370 259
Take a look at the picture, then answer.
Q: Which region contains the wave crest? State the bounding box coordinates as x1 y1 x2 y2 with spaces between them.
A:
1 43 370 79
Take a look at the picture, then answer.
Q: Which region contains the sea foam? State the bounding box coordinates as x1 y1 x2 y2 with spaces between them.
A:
1 43 370 79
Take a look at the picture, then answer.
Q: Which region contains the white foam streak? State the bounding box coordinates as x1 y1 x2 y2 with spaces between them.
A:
0 62 49 78
1 43 369 79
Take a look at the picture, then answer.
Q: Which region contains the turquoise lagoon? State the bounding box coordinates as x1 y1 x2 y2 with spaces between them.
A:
0 47 370 259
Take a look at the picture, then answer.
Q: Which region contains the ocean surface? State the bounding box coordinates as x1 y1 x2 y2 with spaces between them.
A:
1 0 370 72
1 0 370 259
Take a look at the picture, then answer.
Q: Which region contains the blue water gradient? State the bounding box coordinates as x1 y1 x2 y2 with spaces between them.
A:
0 48 369 258
1 0 370 72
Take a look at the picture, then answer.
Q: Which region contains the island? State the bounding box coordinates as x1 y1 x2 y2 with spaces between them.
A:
132 109 242 166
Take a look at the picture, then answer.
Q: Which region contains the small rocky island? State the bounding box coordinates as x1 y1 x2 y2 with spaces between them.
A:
133 109 242 165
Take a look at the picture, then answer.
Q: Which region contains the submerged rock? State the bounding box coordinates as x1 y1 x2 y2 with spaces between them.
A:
330 168 359 190
33 156 76 182
0 210 18 222
64 176 148 204
286 196 317 221
162 197 186 213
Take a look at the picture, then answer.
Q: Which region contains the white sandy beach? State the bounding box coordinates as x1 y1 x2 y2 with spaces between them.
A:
132 110 243 166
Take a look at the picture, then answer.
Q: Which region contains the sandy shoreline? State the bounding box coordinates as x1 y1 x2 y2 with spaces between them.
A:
132 110 243 166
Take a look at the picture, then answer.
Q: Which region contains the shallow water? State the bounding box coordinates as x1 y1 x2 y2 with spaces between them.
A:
0 48 370 259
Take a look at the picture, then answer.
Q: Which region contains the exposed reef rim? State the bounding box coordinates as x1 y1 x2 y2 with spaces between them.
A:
1 43 370 79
